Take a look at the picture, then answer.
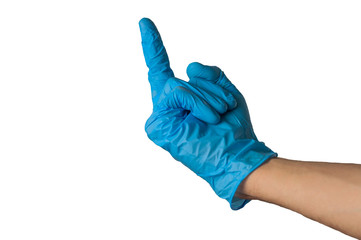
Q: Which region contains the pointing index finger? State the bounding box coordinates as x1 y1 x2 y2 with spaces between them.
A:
139 18 174 104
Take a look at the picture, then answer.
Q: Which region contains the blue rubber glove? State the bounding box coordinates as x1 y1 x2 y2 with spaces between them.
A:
139 18 277 210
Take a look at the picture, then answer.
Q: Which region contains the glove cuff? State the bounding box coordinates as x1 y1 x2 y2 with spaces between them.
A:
202 140 277 210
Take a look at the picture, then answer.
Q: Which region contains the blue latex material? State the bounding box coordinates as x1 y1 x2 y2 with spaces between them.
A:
139 18 277 210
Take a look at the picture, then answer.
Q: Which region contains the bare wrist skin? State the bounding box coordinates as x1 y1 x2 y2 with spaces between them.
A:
235 157 361 239
235 158 275 201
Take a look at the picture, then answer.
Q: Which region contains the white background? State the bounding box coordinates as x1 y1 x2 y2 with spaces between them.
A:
0 0 360 239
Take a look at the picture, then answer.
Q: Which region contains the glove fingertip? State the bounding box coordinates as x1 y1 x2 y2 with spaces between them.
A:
186 62 221 81
228 94 238 110
139 18 157 35
208 113 221 124
186 62 203 75
196 111 220 125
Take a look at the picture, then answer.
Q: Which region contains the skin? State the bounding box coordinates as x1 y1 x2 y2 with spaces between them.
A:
236 158 361 239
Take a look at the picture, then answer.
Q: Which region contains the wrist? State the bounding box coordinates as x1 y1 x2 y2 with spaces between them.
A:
200 140 277 210
224 141 277 210
234 157 279 200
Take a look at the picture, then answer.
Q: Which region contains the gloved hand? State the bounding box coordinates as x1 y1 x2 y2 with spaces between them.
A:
139 18 277 210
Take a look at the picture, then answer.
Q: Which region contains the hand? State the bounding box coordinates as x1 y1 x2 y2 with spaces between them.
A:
139 18 277 210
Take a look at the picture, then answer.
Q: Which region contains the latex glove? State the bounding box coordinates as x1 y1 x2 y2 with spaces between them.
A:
139 18 277 210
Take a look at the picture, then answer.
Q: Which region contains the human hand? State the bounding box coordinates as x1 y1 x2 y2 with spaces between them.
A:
139 18 276 210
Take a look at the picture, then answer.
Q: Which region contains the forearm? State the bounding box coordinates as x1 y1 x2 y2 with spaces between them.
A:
236 158 361 239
